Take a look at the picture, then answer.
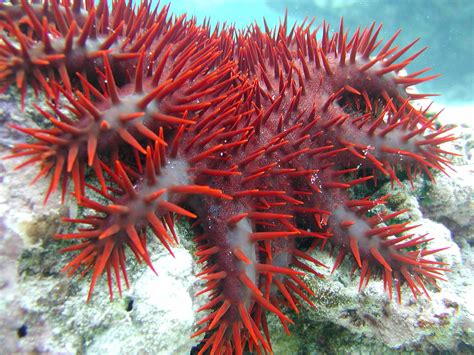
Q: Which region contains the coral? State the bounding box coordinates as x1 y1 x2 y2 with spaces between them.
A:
0 1 458 353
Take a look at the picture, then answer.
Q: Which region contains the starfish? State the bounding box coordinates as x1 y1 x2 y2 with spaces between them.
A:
0 1 456 353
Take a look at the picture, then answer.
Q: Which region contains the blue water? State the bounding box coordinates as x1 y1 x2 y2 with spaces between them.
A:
169 0 474 106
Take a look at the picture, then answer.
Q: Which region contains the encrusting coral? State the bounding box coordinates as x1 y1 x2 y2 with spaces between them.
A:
0 0 457 353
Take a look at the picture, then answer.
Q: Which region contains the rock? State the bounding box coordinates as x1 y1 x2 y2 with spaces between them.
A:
85 247 201 355
421 166 474 236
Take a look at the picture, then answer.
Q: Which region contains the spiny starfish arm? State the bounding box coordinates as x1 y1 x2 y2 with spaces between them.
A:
5 38 238 202
55 145 230 301
0 0 172 105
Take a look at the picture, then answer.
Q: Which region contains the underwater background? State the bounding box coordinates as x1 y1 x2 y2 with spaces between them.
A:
170 0 474 106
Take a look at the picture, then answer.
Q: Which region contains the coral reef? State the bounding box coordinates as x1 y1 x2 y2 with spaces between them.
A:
0 0 461 353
